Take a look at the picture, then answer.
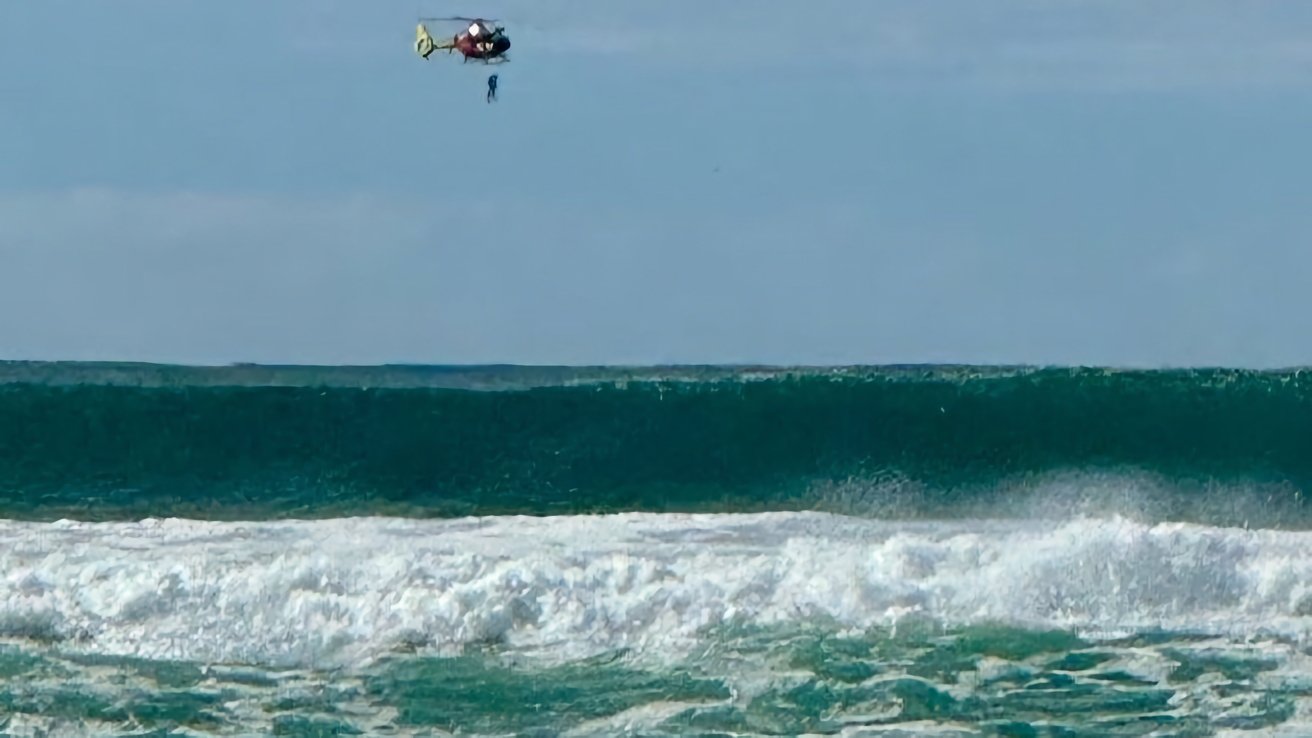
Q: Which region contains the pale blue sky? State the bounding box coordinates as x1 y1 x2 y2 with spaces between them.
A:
3 1 1312 366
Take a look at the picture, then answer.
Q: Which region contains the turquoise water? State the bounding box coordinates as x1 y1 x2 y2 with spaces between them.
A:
1 362 1310 735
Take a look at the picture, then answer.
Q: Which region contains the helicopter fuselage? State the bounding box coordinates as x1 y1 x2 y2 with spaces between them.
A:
453 33 510 61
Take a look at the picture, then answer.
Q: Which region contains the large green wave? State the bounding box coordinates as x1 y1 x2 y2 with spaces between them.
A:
1 362 1310 524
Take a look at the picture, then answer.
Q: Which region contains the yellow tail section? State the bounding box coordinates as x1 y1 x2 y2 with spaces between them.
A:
415 23 437 58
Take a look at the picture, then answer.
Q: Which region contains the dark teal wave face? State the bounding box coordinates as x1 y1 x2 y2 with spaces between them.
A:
1 364 1311 524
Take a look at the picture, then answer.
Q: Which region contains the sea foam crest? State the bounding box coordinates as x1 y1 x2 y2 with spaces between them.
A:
0 512 1308 668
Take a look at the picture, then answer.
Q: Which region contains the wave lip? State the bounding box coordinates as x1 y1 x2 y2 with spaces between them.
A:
1 512 1309 669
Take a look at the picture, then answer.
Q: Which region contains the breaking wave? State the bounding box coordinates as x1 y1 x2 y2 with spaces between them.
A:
1 363 1311 525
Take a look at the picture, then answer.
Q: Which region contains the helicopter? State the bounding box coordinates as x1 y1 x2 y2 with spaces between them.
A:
415 17 511 64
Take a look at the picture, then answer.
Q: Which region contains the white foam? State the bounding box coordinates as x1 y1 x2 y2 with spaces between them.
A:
0 512 1308 668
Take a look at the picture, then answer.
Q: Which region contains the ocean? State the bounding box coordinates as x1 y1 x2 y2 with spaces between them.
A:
1 361 1311 736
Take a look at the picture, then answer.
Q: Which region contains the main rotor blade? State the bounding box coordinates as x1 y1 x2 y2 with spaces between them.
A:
419 16 500 22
